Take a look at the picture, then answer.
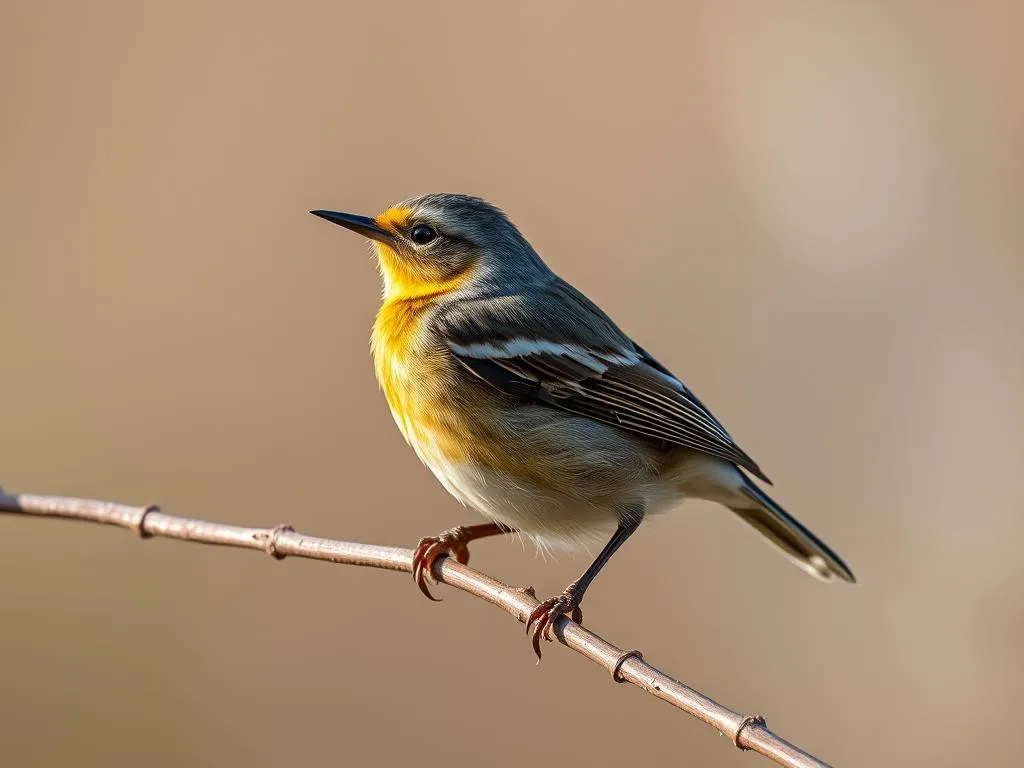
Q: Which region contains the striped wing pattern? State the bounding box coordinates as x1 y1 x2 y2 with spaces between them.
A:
438 282 770 483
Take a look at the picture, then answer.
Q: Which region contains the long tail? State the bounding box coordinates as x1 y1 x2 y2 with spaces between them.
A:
730 481 856 583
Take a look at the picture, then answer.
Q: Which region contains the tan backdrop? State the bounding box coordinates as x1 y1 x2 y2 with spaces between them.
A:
2 2 1022 766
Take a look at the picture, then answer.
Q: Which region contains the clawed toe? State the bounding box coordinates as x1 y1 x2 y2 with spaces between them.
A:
412 538 445 600
410 527 476 600
526 591 583 660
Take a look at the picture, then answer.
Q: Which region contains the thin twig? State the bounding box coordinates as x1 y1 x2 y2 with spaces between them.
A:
0 490 831 768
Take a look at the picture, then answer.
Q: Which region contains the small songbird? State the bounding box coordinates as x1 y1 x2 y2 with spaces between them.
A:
312 194 854 658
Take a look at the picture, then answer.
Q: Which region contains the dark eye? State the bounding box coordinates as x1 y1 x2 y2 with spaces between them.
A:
410 224 437 245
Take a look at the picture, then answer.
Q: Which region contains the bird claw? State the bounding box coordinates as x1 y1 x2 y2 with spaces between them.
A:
411 527 473 600
526 589 584 660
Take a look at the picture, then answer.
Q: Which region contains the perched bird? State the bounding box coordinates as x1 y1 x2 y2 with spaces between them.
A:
312 194 855 658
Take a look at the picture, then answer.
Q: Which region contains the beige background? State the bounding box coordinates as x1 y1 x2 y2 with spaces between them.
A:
2 2 1022 766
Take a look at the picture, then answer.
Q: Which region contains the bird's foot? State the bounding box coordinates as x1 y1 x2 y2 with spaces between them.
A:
411 526 474 601
526 586 584 660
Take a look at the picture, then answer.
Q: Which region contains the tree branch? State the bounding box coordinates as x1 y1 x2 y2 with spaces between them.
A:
0 490 831 768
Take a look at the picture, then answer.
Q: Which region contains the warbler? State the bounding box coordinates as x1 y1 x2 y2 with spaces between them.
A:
312 194 855 658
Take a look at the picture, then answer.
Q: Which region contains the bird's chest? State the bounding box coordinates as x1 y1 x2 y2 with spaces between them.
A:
372 301 464 466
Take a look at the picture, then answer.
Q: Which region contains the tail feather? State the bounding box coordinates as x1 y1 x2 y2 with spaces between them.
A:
731 482 855 583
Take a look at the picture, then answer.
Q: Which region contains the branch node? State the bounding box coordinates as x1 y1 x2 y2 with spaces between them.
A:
733 714 767 749
134 505 159 539
511 585 537 622
262 524 294 560
610 648 643 683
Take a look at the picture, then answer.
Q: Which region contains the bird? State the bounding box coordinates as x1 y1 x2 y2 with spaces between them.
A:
311 194 855 658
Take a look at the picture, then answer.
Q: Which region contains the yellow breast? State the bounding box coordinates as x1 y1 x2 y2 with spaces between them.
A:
372 291 474 468
373 297 423 440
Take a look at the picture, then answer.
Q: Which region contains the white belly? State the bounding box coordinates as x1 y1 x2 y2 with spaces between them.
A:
424 454 623 554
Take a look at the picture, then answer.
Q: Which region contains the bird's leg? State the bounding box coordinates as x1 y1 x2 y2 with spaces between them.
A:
412 522 515 600
527 510 643 659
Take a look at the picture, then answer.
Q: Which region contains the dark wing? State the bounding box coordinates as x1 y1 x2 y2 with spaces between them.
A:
436 280 771 483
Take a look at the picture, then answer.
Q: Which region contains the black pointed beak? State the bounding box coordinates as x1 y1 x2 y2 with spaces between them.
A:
310 209 397 246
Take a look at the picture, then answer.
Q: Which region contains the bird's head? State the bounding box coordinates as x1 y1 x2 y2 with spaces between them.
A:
312 193 549 300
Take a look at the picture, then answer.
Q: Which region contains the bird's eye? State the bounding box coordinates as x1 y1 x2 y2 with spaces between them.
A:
410 224 437 245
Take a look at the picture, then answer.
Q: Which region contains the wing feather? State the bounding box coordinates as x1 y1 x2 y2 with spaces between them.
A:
436 281 771 483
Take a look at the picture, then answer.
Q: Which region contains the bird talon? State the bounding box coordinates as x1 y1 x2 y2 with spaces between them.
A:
526 590 583 660
410 526 488 601
412 539 450 601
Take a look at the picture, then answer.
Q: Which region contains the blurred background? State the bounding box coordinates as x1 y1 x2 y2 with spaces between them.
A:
2 2 1022 766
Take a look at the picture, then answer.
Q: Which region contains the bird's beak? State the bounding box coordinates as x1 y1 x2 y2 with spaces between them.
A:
310 209 398 247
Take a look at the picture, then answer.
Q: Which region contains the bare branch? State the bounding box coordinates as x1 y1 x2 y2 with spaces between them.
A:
0 490 831 768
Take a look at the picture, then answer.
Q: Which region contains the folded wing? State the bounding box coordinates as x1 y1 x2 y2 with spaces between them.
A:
436 280 771 484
